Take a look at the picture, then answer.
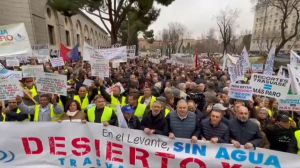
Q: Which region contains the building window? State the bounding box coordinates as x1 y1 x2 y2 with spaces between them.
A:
65 30 70 46
76 34 80 45
46 8 51 18
48 25 55 45
274 20 277 23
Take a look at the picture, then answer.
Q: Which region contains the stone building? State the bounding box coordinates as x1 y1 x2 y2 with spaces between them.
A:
0 0 109 56
250 0 300 53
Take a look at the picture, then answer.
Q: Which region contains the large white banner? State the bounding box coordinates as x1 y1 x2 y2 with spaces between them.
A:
36 72 67 96
250 73 291 99
0 123 299 168
98 46 127 62
0 23 32 57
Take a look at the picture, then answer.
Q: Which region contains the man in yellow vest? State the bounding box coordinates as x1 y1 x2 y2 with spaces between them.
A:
99 79 126 112
73 86 90 111
127 94 148 121
16 94 64 122
295 130 300 156
23 77 38 106
87 96 117 126
138 86 156 109
1 99 30 122
156 96 172 117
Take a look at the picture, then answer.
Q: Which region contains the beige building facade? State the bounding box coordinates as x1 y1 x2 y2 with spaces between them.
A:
250 0 300 53
0 0 109 56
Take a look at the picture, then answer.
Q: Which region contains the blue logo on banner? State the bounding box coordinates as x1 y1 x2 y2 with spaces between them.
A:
0 150 15 163
263 84 272 90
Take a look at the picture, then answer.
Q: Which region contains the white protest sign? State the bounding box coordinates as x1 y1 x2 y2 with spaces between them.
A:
288 64 300 95
90 51 110 78
127 45 136 57
0 80 23 100
290 50 300 66
0 122 299 168
278 66 289 78
22 65 44 78
6 59 20 67
149 58 160 64
36 72 67 96
0 23 32 57
251 64 264 73
279 95 300 111
91 60 110 78
229 83 253 100
98 46 127 62
112 61 120 68
83 79 94 87
50 57 65 68
82 41 94 61
0 63 11 79
240 47 250 72
263 47 275 76
166 59 172 64
228 64 244 82
32 44 50 63
250 73 291 99
8 71 22 81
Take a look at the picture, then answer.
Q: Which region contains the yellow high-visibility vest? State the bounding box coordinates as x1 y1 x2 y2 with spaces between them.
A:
164 108 171 117
110 95 126 112
73 95 89 111
295 130 300 156
34 104 56 122
138 96 156 107
134 103 147 121
87 106 113 123
1 113 6 122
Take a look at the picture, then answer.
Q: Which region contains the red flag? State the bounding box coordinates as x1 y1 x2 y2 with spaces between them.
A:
60 43 71 62
194 48 199 69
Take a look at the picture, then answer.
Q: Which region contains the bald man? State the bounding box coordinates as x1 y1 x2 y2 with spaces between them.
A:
229 106 263 149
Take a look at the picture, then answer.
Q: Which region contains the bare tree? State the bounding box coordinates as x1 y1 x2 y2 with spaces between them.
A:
194 29 221 55
270 0 300 55
161 22 186 55
216 8 239 56
252 0 300 55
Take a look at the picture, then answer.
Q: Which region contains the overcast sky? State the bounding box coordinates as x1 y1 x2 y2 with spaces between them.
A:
84 0 255 39
149 0 255 39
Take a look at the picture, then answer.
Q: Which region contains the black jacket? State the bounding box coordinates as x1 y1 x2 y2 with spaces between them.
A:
265 124 298 154
229 119 263 147
124 115 141 130
201 118 229 143
141 110 168 135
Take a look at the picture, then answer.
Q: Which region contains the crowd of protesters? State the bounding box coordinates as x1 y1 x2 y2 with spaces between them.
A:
0 56 300 156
